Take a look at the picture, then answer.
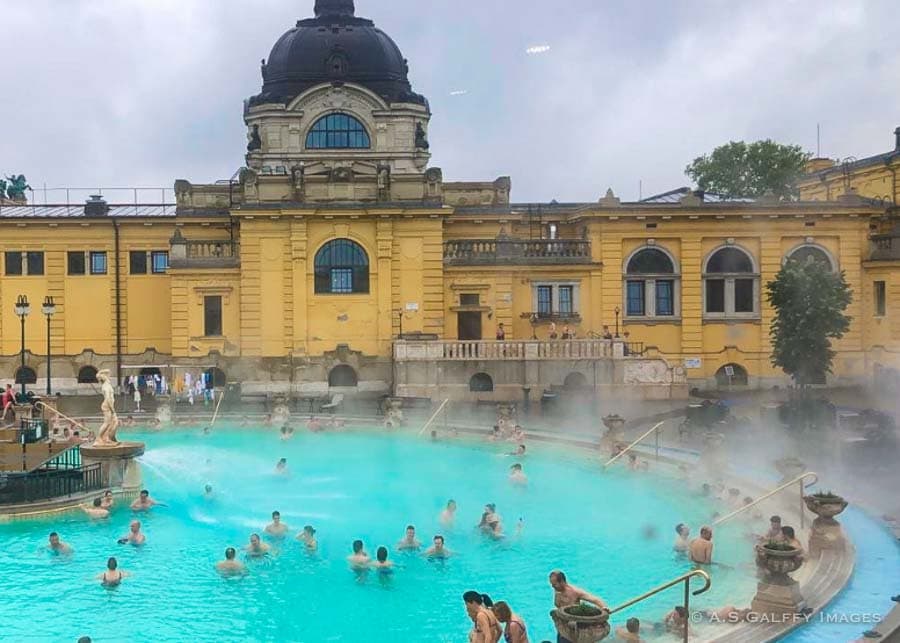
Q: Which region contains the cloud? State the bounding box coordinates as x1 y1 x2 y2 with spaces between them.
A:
1 0 897 203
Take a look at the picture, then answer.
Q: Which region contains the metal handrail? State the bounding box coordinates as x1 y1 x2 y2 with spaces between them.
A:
712 471 818 529
35 402 94 438
418 399 449 436
602 421 664 468
608 569 711 643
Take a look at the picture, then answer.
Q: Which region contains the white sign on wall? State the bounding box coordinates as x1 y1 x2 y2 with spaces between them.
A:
405 302 419 311
684 358 702 369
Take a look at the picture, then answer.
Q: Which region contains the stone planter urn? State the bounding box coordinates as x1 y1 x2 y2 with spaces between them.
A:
385 398 404 428
804 492 849 557
751 543 806 617
600 414 626 455
550 605 611 643
774 456 806 484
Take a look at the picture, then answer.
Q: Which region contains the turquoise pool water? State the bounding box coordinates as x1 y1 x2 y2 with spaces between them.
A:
0 427 760 642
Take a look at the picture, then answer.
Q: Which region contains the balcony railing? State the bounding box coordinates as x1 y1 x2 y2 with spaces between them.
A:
0 462 103 505
169 238 240 269
444 239 592 265
869 233 900 261
394 339 639 361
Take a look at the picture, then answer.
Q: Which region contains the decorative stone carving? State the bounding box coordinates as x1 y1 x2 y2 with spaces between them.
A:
174 180 193 207
415 122 429 150
550 605 610 643
751 543 806 618
291 164 306 201
623 360 671 385
803 492 848 557
600 414 627 455
247 124 262 152
332 167 354 183
240 168 259 202
598 188 621 207
376 164 391 201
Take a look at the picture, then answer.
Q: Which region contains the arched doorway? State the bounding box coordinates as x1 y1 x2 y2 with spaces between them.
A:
328 364 358 388
469 372 494 392
715 363 749 387
15 366 37 385
204 367 227 388
77 366 99 384
563 372 588 389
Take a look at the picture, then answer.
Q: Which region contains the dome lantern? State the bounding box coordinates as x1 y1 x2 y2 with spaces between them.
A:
314 0 355 17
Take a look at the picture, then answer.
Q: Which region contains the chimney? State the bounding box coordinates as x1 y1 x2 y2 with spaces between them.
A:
84 195 109 217
895 126 900 151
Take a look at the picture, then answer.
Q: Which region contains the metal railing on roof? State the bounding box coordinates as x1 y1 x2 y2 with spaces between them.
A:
0 187 176 216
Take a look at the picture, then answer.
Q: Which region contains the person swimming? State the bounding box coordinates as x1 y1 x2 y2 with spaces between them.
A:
265 510 289 538
99 557 127 587
82 497 109 520
275 458 288 474
203 484 214 499
130 489 165 511
478 504 503 539
297 525 318 551
117 520 146 546
424 535 450 559
440 499 457 527
216 547 247 576
47 532 73 555
245 533 271 558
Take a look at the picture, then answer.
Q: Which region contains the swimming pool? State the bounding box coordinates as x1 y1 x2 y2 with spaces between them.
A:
0 426 759 642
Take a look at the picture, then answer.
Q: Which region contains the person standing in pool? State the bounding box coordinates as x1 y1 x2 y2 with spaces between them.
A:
397 525 421 551
463 591 502 643
440 499 457 527
371 546 394 572
118 520 146 546
509 464 528 486
689 526 714 564
130 489 165 511
98 557 128 587
81 497 109 520
216 547 247 576
245 533 270 558
347 539 369 569
673 523 691 553
100 490 114 511
492 601 529 643
47 532 73 555
425 535 451 559
265 511 289 538
297 525 318 551
275 458 288 474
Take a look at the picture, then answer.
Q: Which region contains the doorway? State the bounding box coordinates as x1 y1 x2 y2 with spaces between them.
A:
457 312 482 340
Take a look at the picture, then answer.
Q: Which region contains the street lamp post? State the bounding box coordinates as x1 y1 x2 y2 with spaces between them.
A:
14 295 31 397
614 306 620 338
42 296 56 395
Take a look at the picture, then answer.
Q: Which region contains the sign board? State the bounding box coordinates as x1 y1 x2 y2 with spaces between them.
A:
405 302 419 311
683 358 702 369
724 365 735 377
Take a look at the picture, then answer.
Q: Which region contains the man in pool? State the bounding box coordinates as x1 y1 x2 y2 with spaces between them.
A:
507 444 526 457
371 546 394 572
689 526 713 564
440 499 457 527
297 525 318 550
509 463 528 485
216 547 247 576
614 617 642 641
760 515 783 542
424 535 451 558
48 532 73 555
118 520 146 546
347 539 370 569
130 489 165 511
397 525 421 550
664 606 690 635
265 510 289 538
275 458 288 474
245 533 271 557
82 497 109 520
550 570 608 643
673 523 691 553
203 484 214 499
781 526 804 558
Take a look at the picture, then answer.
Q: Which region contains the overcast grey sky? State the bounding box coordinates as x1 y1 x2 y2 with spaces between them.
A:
2 0 898 203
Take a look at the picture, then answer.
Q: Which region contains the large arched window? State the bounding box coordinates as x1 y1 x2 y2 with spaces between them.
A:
328 365 358 388
306 113 370 149
15 366 37 385
469 372 494 392
624 247 679 318
704 246 759 318
786 245 836 272
77 365 99 384
314 239 370 294
715 363 749 387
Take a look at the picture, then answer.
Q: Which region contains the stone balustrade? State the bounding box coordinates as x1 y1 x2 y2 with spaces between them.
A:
169 234 240 269
394 339 628 361
443 238 592 265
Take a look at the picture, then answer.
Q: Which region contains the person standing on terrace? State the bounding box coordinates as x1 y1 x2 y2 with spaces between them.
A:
496 323 506 341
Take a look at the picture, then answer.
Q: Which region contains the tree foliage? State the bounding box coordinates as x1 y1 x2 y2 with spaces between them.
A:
685 140 810 199
766 257 852 387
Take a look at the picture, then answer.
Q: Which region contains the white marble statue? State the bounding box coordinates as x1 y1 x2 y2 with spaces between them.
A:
93 369 120 447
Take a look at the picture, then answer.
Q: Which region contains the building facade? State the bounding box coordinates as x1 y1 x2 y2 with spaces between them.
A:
1 0 897 400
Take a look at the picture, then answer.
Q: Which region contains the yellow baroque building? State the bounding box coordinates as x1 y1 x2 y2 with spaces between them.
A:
1 0 897 401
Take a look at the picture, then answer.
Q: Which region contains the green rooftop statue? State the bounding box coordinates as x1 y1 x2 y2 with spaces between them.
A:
5 174 31 201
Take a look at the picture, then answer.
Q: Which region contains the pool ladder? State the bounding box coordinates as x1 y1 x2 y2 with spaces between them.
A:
607 569 711 643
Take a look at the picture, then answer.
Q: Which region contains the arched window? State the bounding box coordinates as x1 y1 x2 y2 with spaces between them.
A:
469 372 494 392
624 247 679 318
787 245 836 272
315 239 370 294
204 367 227 388
328 365 358 388
715 363 749 387
306 113 371 149
15 366 36 385
77 366 99 384
563 372 588 389
704 246 759 318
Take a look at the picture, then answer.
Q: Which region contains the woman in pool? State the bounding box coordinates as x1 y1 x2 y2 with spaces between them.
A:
371 546 394 573
491 601 529 643
439 499 457 527
478 504 503 539
100 490 114 511
463 591 502 643
98 557 128 587
297 525 318 551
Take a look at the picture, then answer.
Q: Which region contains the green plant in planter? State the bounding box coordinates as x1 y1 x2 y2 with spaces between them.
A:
763 540 798 552
565 604 605 617
811 490 840 499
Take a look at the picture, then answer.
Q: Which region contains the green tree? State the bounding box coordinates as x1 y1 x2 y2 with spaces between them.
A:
766 257 852 387
685 140 811 199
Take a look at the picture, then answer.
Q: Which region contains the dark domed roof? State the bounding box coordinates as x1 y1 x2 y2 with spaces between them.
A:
249 0 427 108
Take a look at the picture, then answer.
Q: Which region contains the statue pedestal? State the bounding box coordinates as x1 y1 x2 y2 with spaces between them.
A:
751 578 806 617
12 404 33 421
808 517 847 558
81 442 145 491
